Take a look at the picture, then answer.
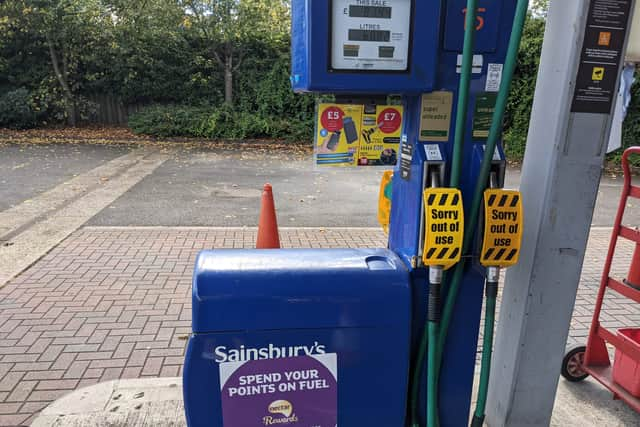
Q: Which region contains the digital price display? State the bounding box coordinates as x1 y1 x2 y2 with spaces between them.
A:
349 5 392 19
331 0 412 71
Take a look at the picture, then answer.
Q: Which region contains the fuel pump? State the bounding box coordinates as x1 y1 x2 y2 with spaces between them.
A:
183 1 528 426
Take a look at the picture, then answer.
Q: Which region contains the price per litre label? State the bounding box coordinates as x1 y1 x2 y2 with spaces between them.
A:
423 188 464 269
481 189 523 267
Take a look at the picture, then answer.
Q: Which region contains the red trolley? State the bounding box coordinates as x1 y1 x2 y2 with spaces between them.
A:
562 147 640 413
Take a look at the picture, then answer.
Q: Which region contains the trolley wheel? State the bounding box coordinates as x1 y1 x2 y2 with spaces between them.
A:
561 346 589 382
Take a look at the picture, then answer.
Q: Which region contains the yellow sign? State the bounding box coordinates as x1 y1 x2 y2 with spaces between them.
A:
358 105 403 166
377 171 393 234
481 189 523 267
592 67 605 81
316 103 363 167
423 188 464 269
419 91 453 142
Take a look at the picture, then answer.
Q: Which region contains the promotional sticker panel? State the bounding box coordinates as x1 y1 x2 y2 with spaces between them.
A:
358 105 403 166
316 103 404 167
220 354 338 427
316 104 362 167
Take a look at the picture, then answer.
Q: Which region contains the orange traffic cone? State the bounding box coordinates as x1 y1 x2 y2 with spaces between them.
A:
256 183 281 249
625 243 640 290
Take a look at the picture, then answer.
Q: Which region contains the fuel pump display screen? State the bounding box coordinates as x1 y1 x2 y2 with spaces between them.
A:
348 29 391 42
331 0 412 71
349 5 392 19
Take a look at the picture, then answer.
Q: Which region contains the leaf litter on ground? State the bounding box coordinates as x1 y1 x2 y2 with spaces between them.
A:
0 126 313 159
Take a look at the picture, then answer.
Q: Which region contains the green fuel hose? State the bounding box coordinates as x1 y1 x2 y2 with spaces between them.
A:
434 0 530 423
410 327 429 427
427 321 439 427
450 0 479 189
471 279 498 427
411 1 479 426
427 268 442 427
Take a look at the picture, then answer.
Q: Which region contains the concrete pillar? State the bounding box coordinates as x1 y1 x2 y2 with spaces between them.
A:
486 0 637 425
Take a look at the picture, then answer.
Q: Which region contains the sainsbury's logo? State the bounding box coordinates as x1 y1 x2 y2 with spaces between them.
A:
214 342 326 363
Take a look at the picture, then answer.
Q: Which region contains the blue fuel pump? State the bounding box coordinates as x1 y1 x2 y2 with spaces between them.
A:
183 1 524 426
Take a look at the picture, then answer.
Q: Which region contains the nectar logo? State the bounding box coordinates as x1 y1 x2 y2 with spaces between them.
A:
268 400 293 417
263 400 298 425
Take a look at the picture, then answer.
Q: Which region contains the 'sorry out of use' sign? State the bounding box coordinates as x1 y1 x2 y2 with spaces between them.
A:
481 189 523 267
423 188 464 269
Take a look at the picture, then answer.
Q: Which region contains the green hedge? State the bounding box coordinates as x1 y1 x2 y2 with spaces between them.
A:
0 88 37 129
503 15 545 159
128 105 210 137
608 71 640 167
129 103 314 141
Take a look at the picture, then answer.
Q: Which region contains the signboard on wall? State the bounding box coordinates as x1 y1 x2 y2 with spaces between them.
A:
571 0 633 114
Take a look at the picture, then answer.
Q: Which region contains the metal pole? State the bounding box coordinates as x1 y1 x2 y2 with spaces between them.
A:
486 0 636 425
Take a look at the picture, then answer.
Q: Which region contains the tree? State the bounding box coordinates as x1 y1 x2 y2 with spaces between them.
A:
530 0 549 18
181 0 289 105
98 0 193 103
503 8 546 157
0 0 109 125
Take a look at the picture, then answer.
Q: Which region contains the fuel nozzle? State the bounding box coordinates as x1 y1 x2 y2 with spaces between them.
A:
428 171 443 322
485 266 500 297
428 266 443 323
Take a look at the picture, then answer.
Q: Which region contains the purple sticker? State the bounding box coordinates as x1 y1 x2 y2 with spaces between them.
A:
220 354 337 427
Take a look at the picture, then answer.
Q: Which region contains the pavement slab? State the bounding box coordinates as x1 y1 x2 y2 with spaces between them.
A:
30 378 184 427
0 226 637 425
30 374 640 427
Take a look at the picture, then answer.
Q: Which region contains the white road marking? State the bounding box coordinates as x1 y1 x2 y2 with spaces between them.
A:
0 149 150 240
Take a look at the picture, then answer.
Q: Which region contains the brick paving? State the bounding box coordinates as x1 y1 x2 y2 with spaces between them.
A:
567 228 638 347
0 226 636 426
